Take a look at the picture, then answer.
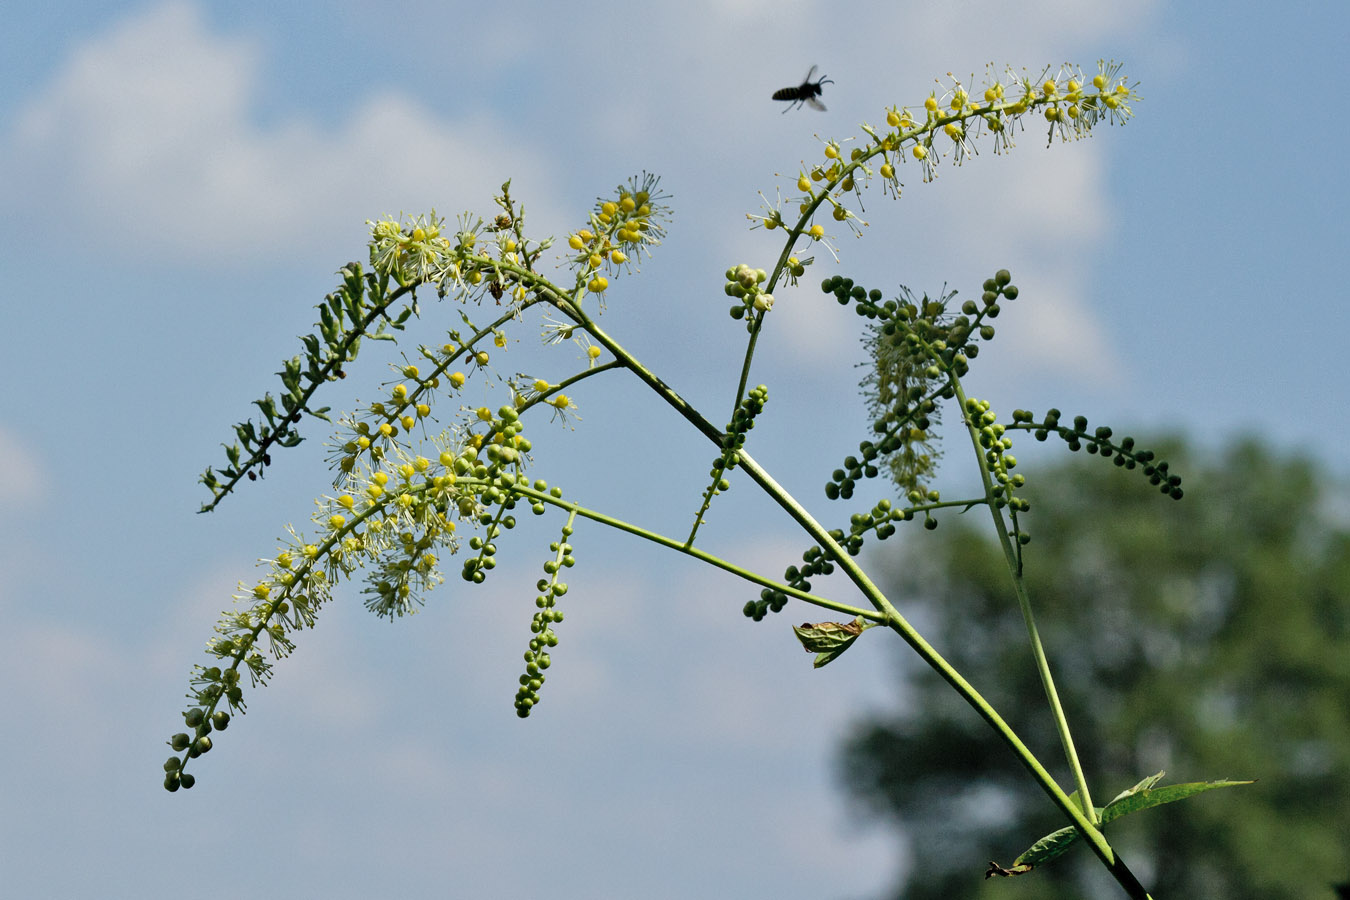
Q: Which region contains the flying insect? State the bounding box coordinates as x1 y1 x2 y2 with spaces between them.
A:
772 66 833 113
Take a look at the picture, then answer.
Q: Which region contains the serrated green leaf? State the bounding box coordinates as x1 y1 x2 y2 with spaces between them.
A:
1100 777 1252 826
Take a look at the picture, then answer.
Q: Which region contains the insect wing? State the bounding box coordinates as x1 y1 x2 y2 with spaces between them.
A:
802 64 818 85
805 95 827 112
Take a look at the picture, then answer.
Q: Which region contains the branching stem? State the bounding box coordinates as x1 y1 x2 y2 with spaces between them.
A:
950 377 1099 825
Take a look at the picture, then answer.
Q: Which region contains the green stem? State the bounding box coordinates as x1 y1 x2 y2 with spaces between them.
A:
950 377 1098 824
730 451 1150 895
504 483 883 622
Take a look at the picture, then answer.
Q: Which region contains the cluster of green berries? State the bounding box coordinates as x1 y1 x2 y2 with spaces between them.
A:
724 264 775 323
456 408 535 584
706 385 768 494
826 443 883 501
961 268 1018 329
462 512 512 583
163 707 231 791
515 525 573 717
747 534 854 621
747 536 853 621
524 479 565 516
965 397 1031 539
843 498 905 552
1017 409 1183 499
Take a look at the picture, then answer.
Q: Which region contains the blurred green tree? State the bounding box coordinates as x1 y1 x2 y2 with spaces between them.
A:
839 438 1350 899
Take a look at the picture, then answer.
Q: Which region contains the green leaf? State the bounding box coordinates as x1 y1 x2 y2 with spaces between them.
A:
793 616 868 668
1100 776 1253 826
1011 773 1252 869
1013 823 1083 867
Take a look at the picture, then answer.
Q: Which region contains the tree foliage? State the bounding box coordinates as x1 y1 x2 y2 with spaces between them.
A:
839 439 1350 898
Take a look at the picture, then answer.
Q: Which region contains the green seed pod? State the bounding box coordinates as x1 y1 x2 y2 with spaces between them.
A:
170 733 191 751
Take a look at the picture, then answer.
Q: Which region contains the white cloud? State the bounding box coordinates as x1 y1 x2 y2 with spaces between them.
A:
3 1 557 264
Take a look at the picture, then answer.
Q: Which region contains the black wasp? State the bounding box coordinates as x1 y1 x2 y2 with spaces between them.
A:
772 65 833 113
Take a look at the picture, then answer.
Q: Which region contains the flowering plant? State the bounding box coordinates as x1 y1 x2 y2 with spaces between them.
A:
163 62 1245 898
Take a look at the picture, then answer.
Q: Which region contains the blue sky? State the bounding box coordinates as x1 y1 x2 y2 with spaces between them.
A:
1 2 1346 897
